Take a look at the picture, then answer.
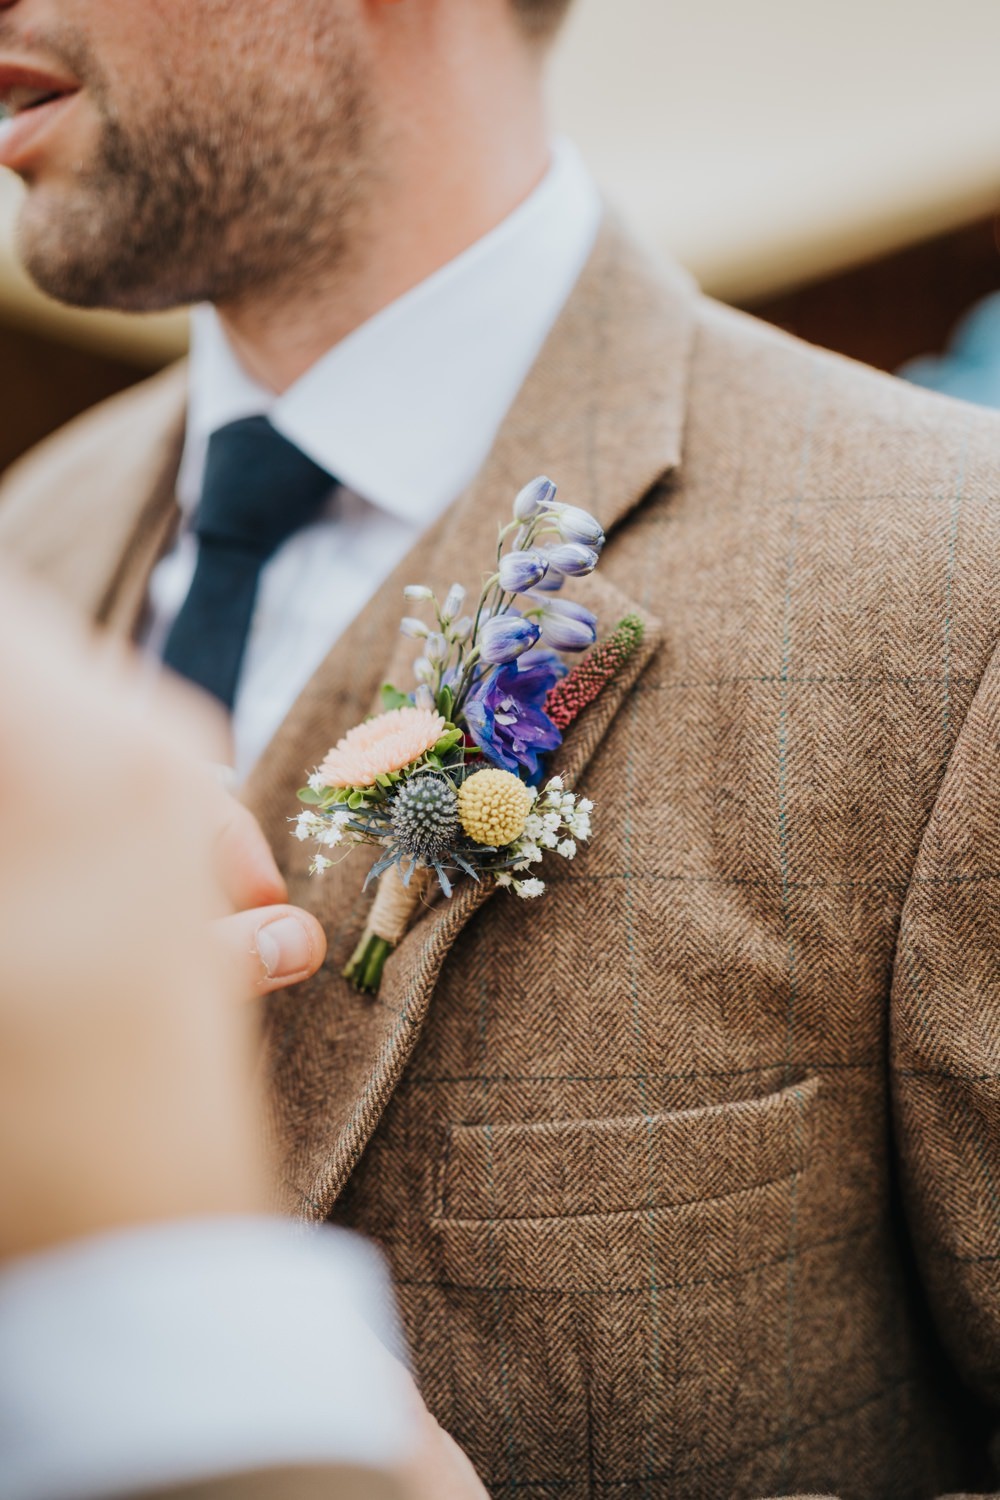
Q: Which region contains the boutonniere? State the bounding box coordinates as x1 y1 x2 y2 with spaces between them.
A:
294 476 643 993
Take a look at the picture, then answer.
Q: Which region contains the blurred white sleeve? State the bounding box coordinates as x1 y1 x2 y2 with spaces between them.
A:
0 1217 419 1500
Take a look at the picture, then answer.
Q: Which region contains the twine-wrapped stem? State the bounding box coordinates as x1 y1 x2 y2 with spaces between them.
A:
343 863 430 993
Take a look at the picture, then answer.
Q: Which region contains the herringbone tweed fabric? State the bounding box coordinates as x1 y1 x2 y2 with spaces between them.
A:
3 219 1000 1500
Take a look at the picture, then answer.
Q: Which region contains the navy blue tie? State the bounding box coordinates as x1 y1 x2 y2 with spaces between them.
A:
163 416 333 709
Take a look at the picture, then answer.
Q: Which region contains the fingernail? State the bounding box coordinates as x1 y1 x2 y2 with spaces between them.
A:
256 916 313 979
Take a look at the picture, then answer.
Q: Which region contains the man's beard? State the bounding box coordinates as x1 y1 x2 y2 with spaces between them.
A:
15 29 373 314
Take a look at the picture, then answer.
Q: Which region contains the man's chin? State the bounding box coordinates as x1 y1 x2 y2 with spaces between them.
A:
16 186 108 308
15 190 185 314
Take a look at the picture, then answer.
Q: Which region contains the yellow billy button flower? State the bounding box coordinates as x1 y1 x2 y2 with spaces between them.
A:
458 768 533 848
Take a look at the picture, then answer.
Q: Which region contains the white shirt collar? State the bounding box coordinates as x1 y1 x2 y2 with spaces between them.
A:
178 139 602 526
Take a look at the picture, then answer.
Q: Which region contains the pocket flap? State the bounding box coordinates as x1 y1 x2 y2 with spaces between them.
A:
439 1077 818 1222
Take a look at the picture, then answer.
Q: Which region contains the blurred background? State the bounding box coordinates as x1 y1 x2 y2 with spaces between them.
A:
4 0 1000 475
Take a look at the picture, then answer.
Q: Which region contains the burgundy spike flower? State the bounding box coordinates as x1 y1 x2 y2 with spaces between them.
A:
544 614 645 731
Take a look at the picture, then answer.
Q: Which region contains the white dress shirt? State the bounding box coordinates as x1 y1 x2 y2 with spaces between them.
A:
0 1218 418 1500
145 139 602 778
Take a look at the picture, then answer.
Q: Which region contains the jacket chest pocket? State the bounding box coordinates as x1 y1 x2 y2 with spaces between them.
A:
424 1080 820 1495
438 1077 816 1222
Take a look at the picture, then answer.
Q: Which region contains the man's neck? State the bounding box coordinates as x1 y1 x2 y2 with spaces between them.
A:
214 75 551 394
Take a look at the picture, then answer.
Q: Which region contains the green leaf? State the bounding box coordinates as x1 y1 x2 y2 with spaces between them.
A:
381 683 411 711
375 772 393 788
432 729 463 755
436 685 454 721
297 786 323 805
348 791 366 810
424 752 443 769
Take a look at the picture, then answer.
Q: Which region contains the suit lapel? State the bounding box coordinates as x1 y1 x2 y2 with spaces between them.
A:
245 217 699 1217
0 362 187 628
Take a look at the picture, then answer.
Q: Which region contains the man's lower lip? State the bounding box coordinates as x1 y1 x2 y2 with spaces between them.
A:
0 91 81 171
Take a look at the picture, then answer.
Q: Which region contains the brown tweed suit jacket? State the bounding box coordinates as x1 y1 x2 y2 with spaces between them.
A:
3 219 1000 1500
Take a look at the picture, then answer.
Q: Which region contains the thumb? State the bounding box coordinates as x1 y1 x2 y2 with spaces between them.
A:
213 905 327 997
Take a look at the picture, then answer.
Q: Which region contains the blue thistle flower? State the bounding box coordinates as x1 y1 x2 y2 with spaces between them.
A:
391 774 460 861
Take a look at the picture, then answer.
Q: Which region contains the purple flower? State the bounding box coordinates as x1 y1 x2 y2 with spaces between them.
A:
516 644 565 671
513 475 557 521
542 617 594 651
550 503 605 550
539 542 600 578
465 656 564 781
526 593 598 652
531 565 565 593
498 549 549 593
478 612 541 663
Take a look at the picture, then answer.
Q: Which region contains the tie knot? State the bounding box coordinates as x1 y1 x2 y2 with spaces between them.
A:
195 415 333 560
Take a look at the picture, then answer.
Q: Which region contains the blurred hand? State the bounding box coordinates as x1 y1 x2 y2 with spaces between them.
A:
0 573 490 1499
0 571 322 1259
401 1394 490 1500
211 792 325 996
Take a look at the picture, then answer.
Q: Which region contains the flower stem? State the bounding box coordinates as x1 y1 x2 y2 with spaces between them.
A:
343 933 394 993
451 645 482 718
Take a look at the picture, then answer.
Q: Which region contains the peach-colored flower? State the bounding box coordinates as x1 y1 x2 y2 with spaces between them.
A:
319 706 446 789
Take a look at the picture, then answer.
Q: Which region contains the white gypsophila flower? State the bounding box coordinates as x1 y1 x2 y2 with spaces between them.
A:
522 813 544 842
516 878 545 898
404 584 434 601
547 775 564 792
311 854 333 874
495 872 513 887
561 793 576 813
578 798 593 814
307 771 325 793
298 810 335 842
568 813 592 840
539 830 559 849
558 839 577 860
318 812 352 848
543 811 561 830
